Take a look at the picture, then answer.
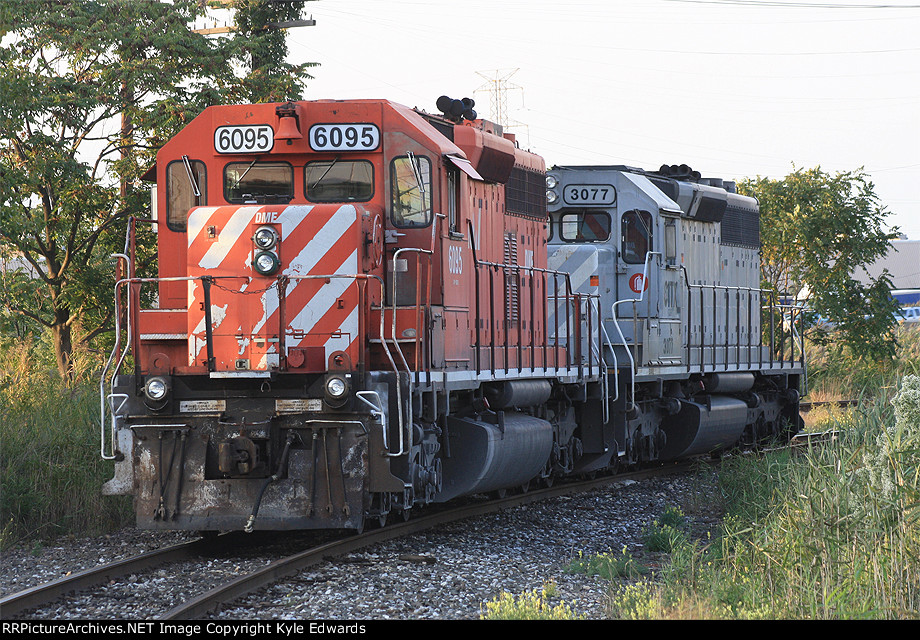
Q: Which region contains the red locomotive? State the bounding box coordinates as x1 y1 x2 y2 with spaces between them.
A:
101 97 602 531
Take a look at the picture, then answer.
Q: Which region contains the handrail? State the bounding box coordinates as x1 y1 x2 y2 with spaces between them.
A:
387 247 433 456
99 272 405 462
465 219 599 378
99 253 131 460
610 251 661 411
588 295 613 424
680 277 806 374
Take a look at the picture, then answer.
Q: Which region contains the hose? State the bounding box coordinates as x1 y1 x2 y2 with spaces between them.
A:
244 431 295 533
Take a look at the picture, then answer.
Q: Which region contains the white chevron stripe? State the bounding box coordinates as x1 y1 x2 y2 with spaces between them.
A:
186 207 220 247
196 206 261 269
284 205 357 277
286 249 359 335
324 304 360 360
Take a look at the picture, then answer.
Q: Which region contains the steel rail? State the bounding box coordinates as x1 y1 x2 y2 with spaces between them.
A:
0 537 217 619
799 399 859 412
161 462 696 620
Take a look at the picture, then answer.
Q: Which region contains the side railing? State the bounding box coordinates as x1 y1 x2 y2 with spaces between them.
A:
611 253 808 412
682 273 807 375
467 221 602 381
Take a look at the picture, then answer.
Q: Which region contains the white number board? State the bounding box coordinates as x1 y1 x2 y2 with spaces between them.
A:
563 184 616 205
309 123 380 152
214 125 274 154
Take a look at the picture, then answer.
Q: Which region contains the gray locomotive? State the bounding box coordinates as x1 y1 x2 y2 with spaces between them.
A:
545 163 804 473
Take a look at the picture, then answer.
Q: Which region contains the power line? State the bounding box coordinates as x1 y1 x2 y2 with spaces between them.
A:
659 0 920 8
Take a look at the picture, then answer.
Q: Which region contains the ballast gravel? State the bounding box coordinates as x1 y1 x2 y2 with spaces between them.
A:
1 470 722 620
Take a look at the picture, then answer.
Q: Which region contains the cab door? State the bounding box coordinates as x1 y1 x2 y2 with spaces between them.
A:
616 209 659 319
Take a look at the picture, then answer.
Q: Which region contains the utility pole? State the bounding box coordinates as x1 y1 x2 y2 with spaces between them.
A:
192 0 315 35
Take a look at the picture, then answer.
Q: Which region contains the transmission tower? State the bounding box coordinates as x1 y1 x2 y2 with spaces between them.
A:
475 69 524 127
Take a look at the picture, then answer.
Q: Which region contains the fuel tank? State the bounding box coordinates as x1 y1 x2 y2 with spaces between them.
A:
436 411 553 501
659 396 749 460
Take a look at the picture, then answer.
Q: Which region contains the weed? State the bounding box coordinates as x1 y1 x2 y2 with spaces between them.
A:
480 582 584 620
641 506 688 552
566 547 646 580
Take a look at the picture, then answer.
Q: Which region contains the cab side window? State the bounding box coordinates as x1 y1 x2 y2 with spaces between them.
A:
390 155 432 227
166 159 206 232
621 210 653 263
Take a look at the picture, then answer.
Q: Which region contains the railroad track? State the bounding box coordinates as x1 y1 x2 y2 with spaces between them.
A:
0 462 693 620
1 400 843 620
799 399 859 412
0 536 213 619
790 430 839 448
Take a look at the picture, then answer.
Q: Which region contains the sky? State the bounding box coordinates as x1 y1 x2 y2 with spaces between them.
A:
213 0 920 238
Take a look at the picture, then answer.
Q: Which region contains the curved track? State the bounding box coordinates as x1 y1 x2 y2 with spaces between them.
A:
1 462 693 620
0 537 211 619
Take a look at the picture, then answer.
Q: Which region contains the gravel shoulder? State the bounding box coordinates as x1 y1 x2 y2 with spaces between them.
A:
1 470 722 620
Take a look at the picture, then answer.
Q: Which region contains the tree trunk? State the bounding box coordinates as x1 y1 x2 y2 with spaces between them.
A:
52 316 74 381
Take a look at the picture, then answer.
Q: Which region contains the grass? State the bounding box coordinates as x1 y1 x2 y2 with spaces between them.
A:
0 334 132 549
559 326 920 620
565 547 647 581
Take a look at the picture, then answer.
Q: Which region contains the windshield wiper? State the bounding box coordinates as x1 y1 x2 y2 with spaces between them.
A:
182 155 200 197
406 151 426 196
311 156 340 191
232 156 261 190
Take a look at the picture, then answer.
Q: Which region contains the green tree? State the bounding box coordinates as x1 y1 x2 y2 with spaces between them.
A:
229 0 317 103
0 0 314 377
738 166 900 361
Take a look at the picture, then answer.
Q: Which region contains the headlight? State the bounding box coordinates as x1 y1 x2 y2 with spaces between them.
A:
325 376 347 398
253 250 281 276
546 189 558 204
144 377 169 402
545 175 557 189
253 226 279 250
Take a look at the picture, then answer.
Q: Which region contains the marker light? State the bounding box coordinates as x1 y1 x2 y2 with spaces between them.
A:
253 251 281 276
253 226 279 250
